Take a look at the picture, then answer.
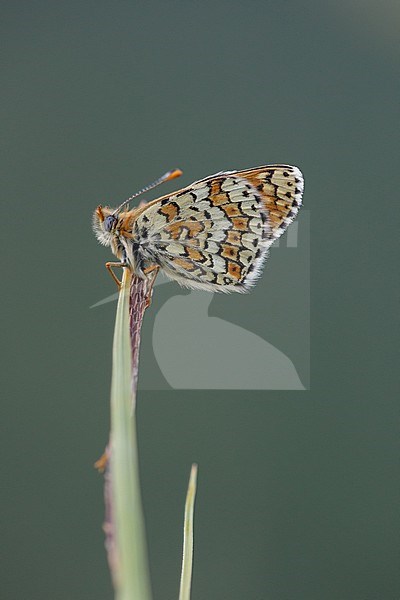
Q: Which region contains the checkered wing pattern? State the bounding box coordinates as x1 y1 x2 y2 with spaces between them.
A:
134 164 304 292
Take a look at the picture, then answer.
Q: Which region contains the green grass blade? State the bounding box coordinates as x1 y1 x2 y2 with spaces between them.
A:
110 269 152 600
179 464 198 600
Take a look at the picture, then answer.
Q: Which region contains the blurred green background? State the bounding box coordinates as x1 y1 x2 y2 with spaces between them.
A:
2 1 398 599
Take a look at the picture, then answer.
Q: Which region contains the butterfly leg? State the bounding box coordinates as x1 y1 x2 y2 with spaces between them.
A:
105 261 127 289
143 265 160 307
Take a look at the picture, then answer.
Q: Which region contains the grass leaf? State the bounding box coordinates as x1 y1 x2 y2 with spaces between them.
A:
179 464 198 600
110 269 152 600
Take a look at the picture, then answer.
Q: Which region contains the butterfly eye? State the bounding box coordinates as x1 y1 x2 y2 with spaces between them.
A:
104 215 117 232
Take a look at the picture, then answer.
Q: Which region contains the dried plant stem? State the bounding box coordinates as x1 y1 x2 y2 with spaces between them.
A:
129 273 150 398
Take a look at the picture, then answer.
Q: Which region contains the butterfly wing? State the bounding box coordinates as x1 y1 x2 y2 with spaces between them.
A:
235 164 304 239
135 164 304 292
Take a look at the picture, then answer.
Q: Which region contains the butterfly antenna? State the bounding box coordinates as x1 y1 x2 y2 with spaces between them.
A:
112 168 183 215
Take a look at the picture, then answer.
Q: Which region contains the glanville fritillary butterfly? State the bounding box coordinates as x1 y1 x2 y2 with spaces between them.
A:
93 164 304 293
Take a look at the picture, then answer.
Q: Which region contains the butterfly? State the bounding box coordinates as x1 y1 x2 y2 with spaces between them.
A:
93 164 304 293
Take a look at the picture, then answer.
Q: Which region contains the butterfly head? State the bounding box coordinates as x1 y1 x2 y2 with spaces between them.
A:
94 170 182 250
93 205 119 246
